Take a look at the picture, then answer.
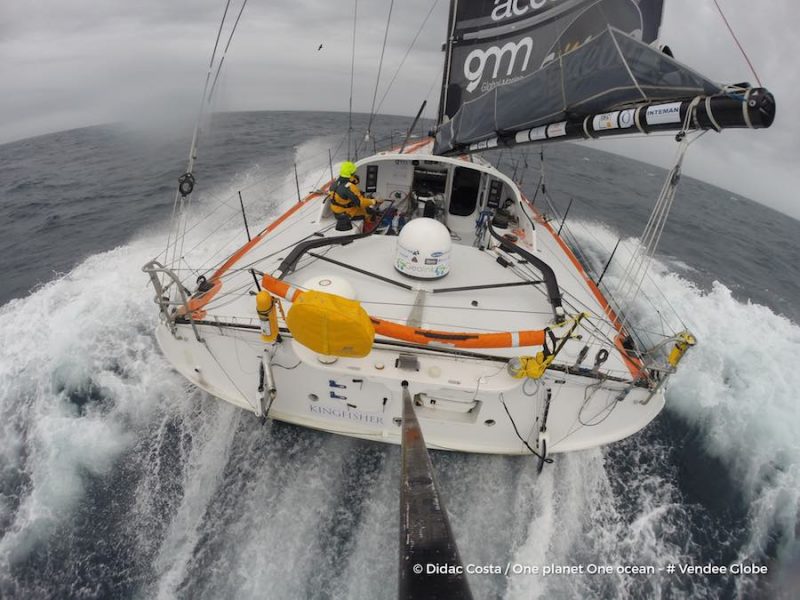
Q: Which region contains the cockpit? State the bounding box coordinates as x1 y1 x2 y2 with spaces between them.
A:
321 154 527 248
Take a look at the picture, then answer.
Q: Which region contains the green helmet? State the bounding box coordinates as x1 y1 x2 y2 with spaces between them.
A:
340 161 358 178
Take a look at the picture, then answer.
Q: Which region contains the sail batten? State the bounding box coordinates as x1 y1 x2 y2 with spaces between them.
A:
433 0 771 155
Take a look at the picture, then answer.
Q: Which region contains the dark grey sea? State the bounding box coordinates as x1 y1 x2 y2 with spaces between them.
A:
0 111 798 599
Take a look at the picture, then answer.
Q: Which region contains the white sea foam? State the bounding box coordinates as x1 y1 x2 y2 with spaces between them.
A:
0 241 179 566
2 144 797 599
568 218 800 595
666 282 800 580
0 155 291 570
0 138 345 590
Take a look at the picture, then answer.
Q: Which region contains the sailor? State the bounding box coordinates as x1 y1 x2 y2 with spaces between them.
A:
329 161 379 219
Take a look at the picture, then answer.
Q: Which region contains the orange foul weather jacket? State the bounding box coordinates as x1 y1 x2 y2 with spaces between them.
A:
329 176 376 218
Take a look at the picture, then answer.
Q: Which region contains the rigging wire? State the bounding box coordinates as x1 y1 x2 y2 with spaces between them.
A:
556 213 685 336
355 1 441 157
171 188 307 288
166 0 233 270
365 0 395 139
164 0 256 299
190 0 232 173
711 0 763 86
373 0 440 117
164 125 405 284
207 0 250 102
193 203 325 291
347 0 358 160
527 144 689 353
616 125 707 332
422 69 444 125
160 137 351 287
157 134 348 266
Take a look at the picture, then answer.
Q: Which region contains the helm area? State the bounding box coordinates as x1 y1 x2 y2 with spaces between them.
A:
321 154 528 249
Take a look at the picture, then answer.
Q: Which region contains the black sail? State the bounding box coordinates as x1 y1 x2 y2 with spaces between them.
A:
433 0 768 154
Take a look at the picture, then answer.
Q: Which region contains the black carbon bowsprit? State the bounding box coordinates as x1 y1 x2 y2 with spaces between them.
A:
399 382 472 600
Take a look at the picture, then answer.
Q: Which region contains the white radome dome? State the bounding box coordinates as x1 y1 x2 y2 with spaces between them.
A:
395 218 451 279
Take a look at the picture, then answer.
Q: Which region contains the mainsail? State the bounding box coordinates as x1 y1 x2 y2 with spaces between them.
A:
434 0 774 154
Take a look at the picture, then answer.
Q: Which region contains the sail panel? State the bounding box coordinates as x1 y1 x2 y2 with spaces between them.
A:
434 0 725 154
439 28 719 153
610 32 719 98
440 0 664 117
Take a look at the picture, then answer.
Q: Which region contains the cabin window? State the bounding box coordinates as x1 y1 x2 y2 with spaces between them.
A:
449 167 481 216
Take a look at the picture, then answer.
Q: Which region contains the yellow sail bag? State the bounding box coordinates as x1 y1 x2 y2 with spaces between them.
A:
285 290 375 357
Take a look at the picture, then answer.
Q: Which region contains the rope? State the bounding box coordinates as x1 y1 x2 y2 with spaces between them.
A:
514 148 681 372
577 380 619 427
500 396 552 463
613 120 706 334
711 0 763 86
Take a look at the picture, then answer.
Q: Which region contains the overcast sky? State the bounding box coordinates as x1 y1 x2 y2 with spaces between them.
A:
1 0 797 217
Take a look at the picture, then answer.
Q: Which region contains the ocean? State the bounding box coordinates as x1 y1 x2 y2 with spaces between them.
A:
0 111 798 599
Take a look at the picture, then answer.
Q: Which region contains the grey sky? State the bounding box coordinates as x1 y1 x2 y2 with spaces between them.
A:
1 0 797 217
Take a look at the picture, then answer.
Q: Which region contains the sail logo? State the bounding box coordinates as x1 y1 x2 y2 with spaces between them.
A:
490 0 554 22
464 37 533 93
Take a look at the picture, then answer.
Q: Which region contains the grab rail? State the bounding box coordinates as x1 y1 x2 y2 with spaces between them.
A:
487 222 565 321
142 260 204 342
276 230 372 278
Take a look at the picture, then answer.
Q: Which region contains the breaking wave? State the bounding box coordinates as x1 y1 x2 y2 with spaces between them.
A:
0 142 797 599
568 219 800 598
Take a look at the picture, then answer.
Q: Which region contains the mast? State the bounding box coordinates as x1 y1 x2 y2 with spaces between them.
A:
435 0 458 127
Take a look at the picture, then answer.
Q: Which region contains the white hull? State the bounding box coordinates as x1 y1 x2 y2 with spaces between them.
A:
150 145 672 455
156 322 664 454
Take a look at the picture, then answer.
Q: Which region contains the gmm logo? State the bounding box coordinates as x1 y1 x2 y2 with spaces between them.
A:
464 37 533 93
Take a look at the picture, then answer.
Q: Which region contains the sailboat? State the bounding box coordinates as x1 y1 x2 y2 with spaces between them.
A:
144 0 775 464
